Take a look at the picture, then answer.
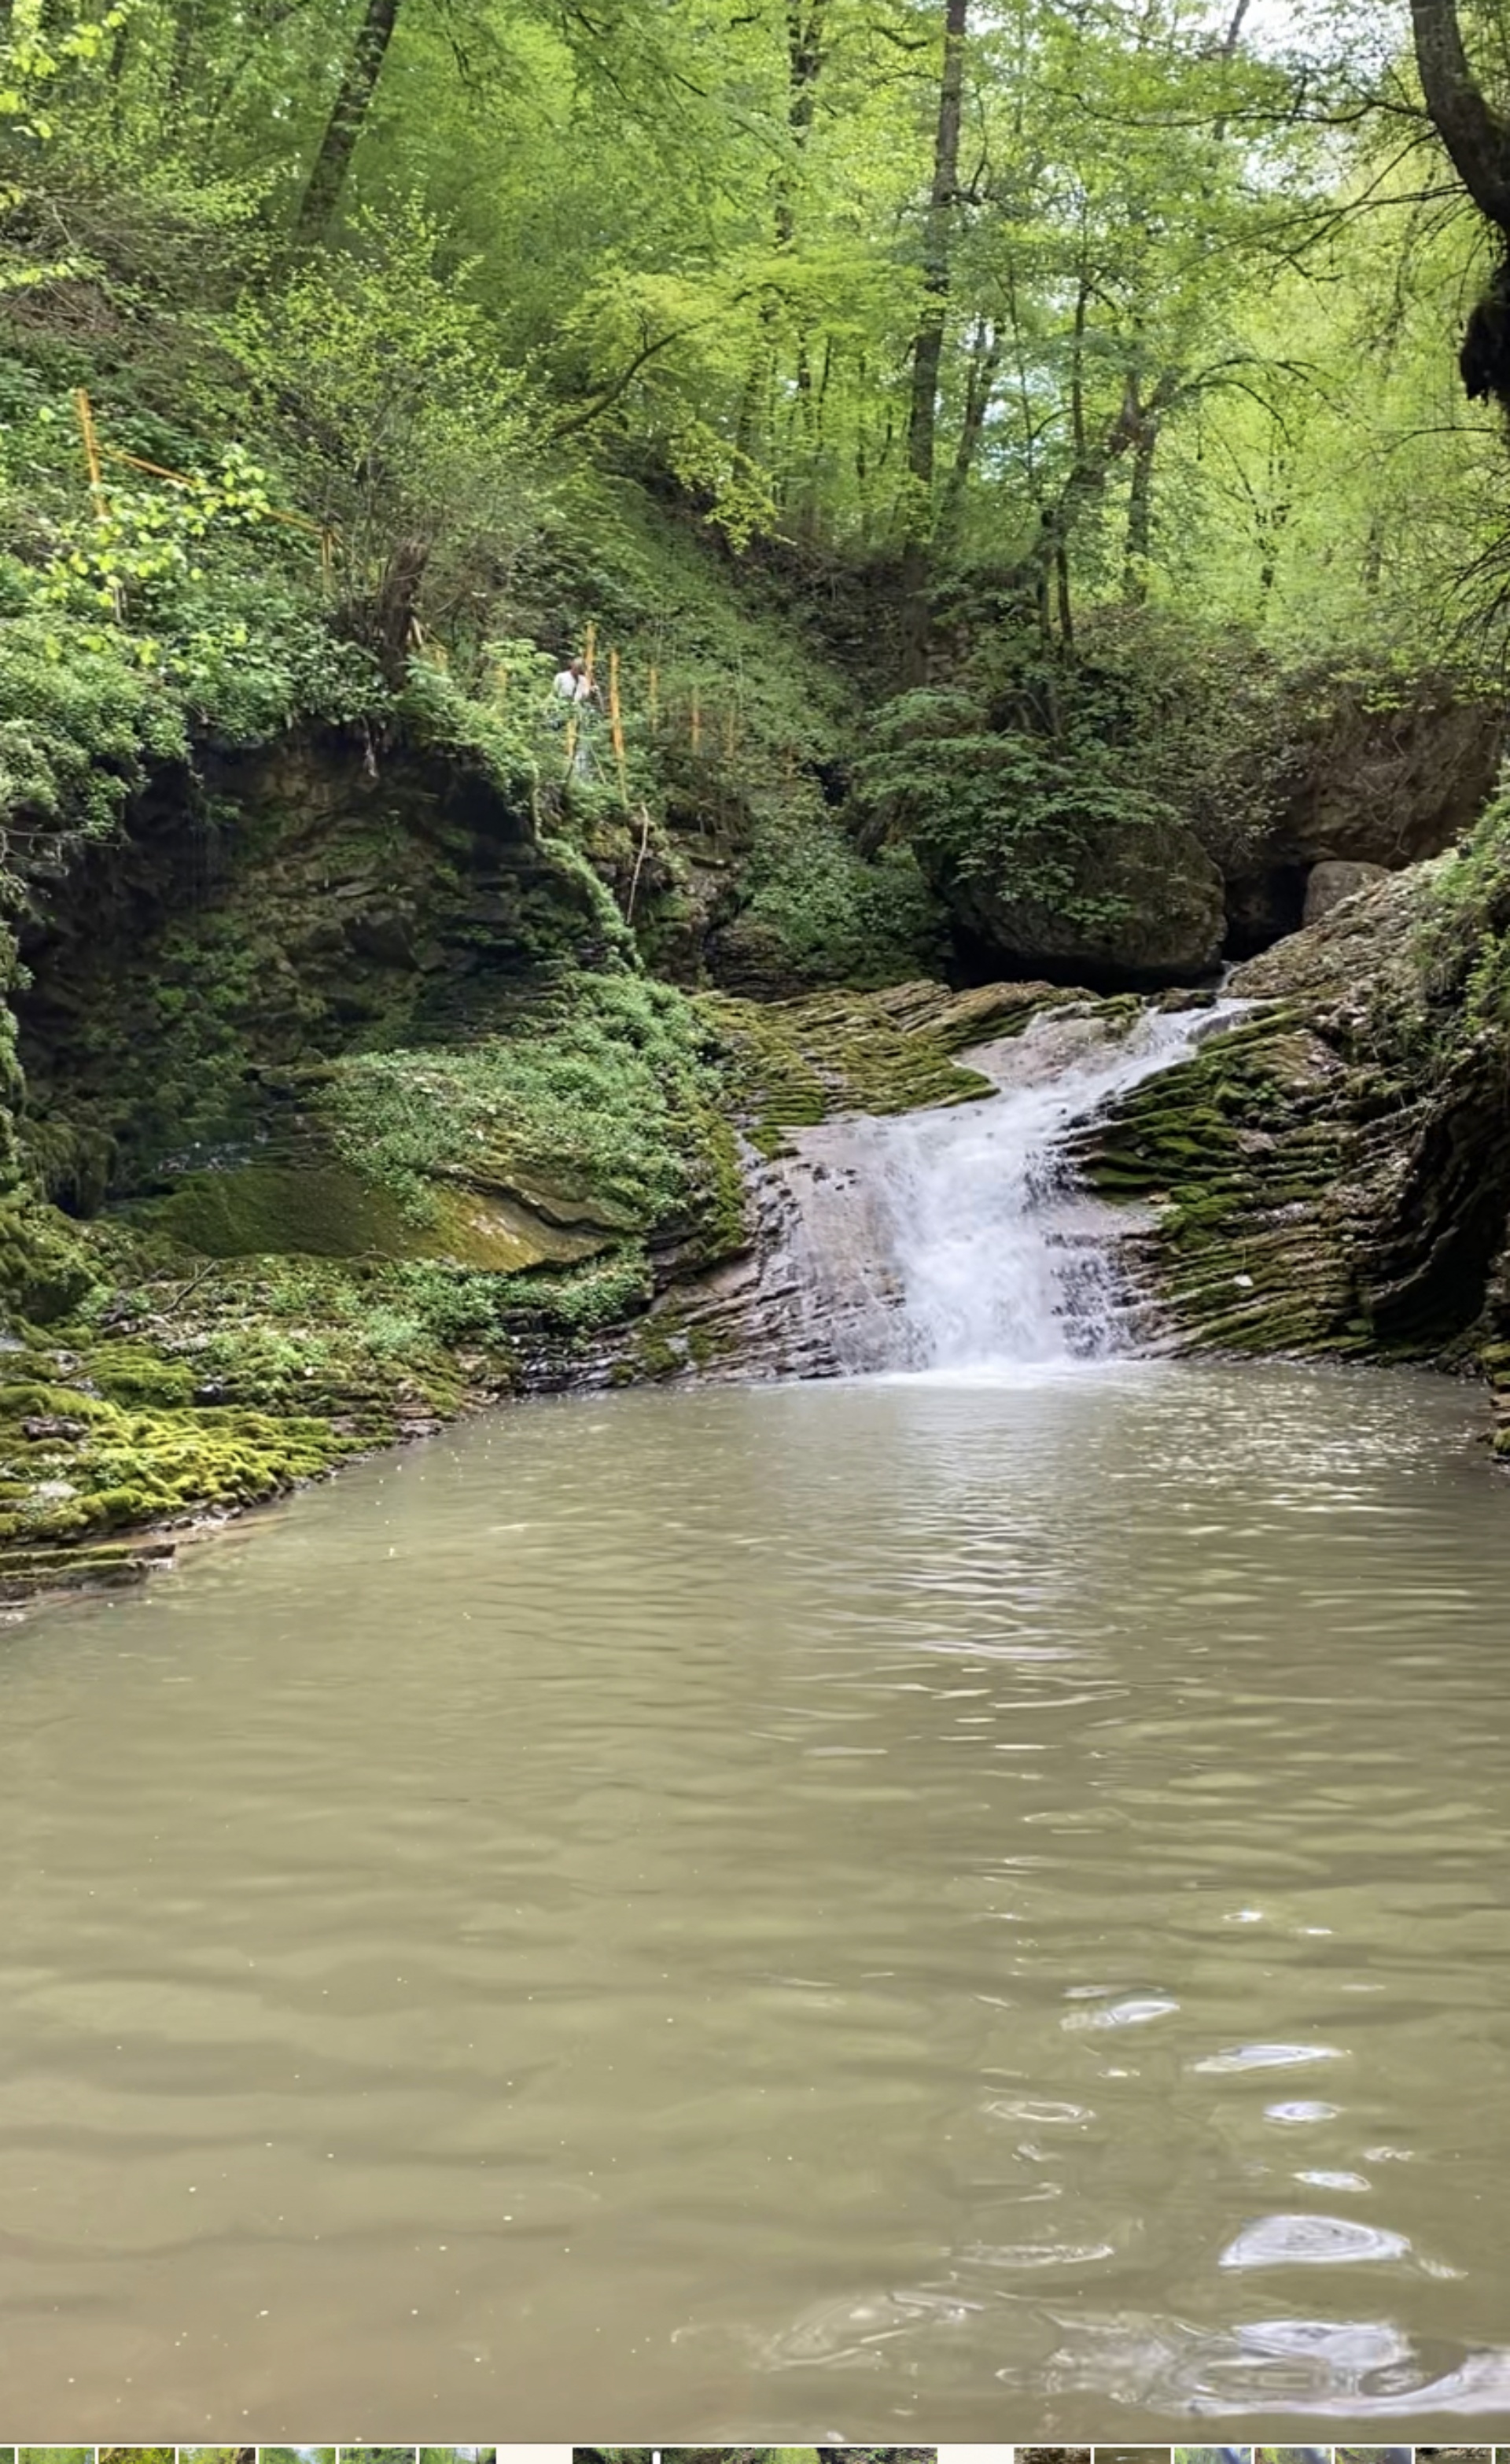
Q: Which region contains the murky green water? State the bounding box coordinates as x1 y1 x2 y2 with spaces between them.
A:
2 1363 1509 2436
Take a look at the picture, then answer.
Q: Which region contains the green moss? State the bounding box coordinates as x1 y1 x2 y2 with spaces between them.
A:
713 810 948 995
702 986 994 1150
0 1197 102 1321
323 971 725 1235
145 1164 421 1260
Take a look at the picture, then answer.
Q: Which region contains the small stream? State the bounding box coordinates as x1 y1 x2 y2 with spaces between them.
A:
2 1012 1508 2436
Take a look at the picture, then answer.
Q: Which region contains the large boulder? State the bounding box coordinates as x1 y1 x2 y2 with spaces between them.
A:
938 807 1227 989
1302 856 1389 925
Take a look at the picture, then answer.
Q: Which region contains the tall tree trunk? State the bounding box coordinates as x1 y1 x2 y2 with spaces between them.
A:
293 0 402 249
1121 379 1160 603
1019 369 1179 628
738 0 825 484
165 0 200 105
1410 0 1510 232
898 0 969 682
939 314 1000 536
1410 1 1510 407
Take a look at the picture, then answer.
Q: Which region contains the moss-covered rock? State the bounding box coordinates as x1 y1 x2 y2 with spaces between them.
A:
698 976 1099 1155
937 806 1227 988
1077 840 1510 1393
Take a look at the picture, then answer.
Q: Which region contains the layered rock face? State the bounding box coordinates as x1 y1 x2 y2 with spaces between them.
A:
1222 677 1502 956
6 705 1509 1605
1075 853 1510 1455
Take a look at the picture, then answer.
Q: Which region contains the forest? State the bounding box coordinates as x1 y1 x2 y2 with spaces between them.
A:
6 0 1510 1575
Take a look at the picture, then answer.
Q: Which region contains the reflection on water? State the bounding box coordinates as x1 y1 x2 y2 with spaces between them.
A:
1 1362 1509 2434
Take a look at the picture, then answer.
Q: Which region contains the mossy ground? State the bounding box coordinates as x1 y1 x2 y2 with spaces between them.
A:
0 970 1117 1589
702 976 1098 1154
0 1211 676 1595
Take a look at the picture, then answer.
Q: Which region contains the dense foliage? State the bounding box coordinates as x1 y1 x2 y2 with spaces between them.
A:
3 0 1510 945
6 0 1510 1581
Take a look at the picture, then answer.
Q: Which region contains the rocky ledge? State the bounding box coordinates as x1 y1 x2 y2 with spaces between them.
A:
0 976 1114 1602
1075 848 1510 1455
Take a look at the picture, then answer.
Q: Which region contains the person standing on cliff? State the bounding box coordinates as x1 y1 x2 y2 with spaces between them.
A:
552 655 601 776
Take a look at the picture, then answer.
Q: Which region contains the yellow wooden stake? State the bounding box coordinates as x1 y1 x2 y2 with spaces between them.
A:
609 647 629 809
627 804 654 921
649 665 660 731
73 387 109 520
584 620 597 689
691 688 702 756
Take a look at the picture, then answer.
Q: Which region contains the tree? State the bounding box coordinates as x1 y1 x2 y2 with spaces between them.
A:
899 0 969 678
293 0 405 246
1410 0 1510 408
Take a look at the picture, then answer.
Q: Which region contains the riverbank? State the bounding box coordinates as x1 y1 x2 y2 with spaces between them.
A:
0 974 1130 1600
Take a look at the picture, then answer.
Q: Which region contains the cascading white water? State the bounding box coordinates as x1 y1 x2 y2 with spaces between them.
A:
772 998 1239 1376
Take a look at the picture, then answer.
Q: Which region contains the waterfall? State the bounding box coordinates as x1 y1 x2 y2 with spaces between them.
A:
768 998 1237 1377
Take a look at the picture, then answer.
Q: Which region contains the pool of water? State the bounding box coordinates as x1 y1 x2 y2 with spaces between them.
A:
2 1362 1508 2436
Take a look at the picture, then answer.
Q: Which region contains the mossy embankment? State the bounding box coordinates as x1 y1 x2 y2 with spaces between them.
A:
0 949 747 1595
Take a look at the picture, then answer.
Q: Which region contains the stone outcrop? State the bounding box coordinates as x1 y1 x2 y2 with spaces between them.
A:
1280 677 1501 870
1302 857 1389 924
937 809 1227 988
1221 673 1502 957
1074 855 1510 1454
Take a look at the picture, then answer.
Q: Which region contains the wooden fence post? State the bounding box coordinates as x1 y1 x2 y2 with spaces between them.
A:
73 388 110 521
609 647 629 807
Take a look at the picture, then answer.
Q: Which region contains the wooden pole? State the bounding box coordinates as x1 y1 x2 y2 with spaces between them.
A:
73 388 110 520
584 620 597 688
609 647 629 808
691 688 702 756
648 665 660 731
626 804 654 921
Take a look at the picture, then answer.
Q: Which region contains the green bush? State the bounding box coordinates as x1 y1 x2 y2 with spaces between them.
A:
0 599 188 846
730 804 946 987
856 683 1174 931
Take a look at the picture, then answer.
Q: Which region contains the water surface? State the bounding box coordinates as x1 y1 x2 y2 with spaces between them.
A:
2 1363 1508 2435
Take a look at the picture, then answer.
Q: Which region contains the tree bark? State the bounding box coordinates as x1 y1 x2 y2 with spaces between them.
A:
939 313 1000 534
904 0 968 499
1409 0 1510 234
1021 368 1180 626
738 0 825 476
293 0 403 249
1121 378 1160 603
